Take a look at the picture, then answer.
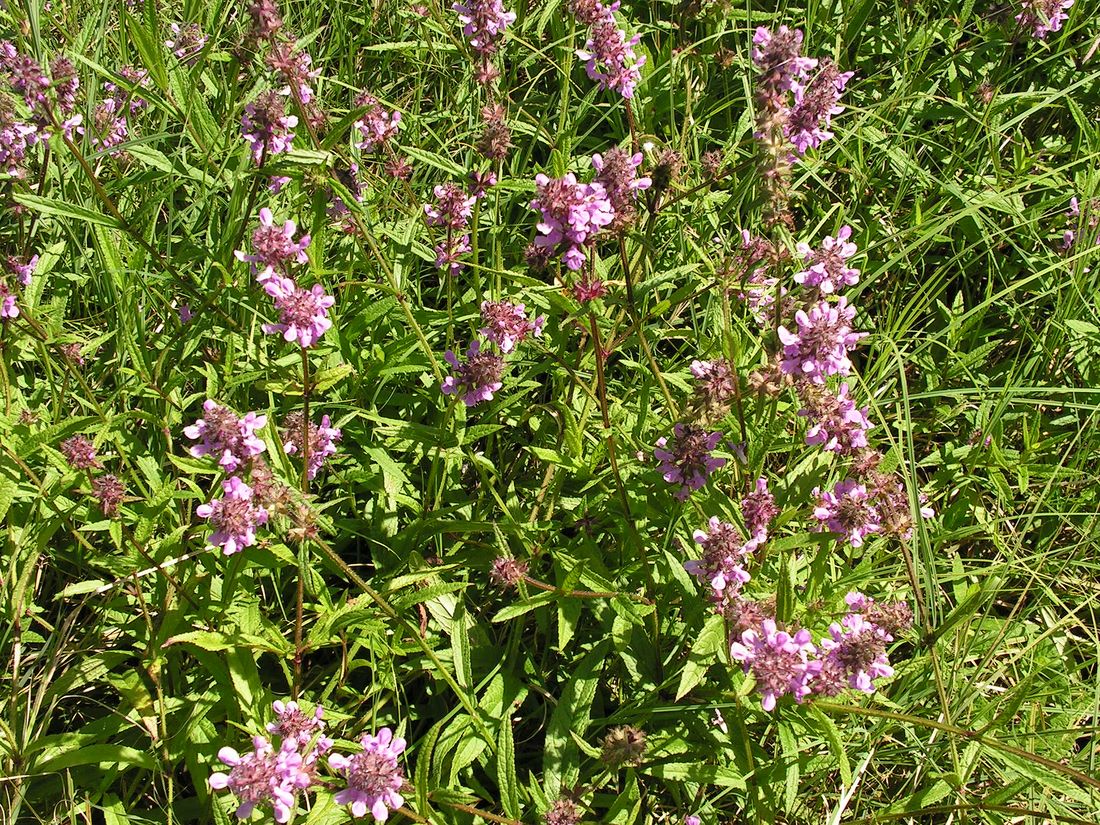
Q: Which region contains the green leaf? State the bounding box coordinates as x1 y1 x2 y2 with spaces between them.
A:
497 717 520 819
675 613 726 700
543 640 609 796
13 193 121 228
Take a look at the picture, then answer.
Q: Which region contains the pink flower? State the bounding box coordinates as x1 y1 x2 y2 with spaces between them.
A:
209 735 311 823
442 339 504 407
785 61 854 155
777 296 866 384
165 22 208 63
453 0 516 54
654 424 726 500
530 172 614 270
813 613 894 696
741 477 778 546
794 226 859 293
282 412 342 479
267 700 326 749
354 94 401 152
262 277 335 348
241 91 298 164
591 147 651 232
60 435 101 469
329 727 407 821
685 516 751 612
424 183 477 229
812 479 880 548
1016 0 1073 40
235 208 311 283
575 2 646 99
751 26 817 104
479 300 545 353
196 477 269 555
799 382 872 454
183 400 268 474
730 618 818 711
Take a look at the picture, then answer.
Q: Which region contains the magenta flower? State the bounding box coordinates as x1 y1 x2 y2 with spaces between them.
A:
653 424 727 500
442 339 504 407
328 727 407 821
354 94 401 152
530 172 614 270
468 170 497 198
267 700 326 749
794 226 859 293
741 477 778 546
453 0 516 54
424 183 477 229
0 42 50 110
0 285 18 319
209 735 311 823
267 41 321 106
165 22 208 63
184 400 268 473
4 254 35 287
751 26 817 104
730 618 818 711
49 56 80 115
576 2 646 98
800 382 872 454
434 233 472 274
60 435 101 469
690 358 737 410
1016 0 1073 39
235 208 311 283
777 296 866 384
241 91 298 164
479 300 545 353
812 479 880 548
0 111 39 177
282 412 342 479
785 61 854 155
262 276 335 348
92 474 126 517
196 476 269 555
685 517 751 612
813 612 894 696
591 148 651 232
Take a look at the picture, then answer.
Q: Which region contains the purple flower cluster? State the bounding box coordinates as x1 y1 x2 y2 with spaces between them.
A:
266 40 324 131
197 476 269 555
184 400 268 473
165 22 208 63
684 517 751 613
442 339 505 407
60 435 101 470
0 41 51 112
573 1 646 99
592 148 651 232
242 90 298 164
794 226 860 293
529 171 614 271
812 479 879 548
1063 196 1099 251
654 424 727 500
785 61 854 155
732 592 907 710
354 94 401 152
777 296 866 384
1 253 36 319
282 412 342 479
479 300 545 353
262 277 335 348
328 727 407 821
799 382 872 454
750 27 817 104
426 178 491 275
453 0 516 55
210 700 333 823
741 477 778 545
235 207 312 281
730 230 784 325
690 358 737 415
1016 0 1073 40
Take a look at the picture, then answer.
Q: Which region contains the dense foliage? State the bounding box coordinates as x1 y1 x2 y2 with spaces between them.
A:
1 0 1099 823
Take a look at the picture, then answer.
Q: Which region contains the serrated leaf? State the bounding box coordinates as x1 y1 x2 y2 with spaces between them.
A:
676 613 726 700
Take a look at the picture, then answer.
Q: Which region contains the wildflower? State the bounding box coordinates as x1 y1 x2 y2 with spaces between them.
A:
690 358 737 414
813 612 894 696
49 57 79 115
165 22 208 63
741 477 778 544
570 274 607 302
91 474 125 517
653 424 727 500
476 103 511 161
442 339 504 407
686 817 702 825
685 517 751 612
60 435 100 470
5 254 36 287
266 41 320 106
812 479 880 548
196 476 269 555
434 233 472 275
209 735 309 823
798 382 872 454
281 412 342 479
600 725 646 767
184 400 268 473
241 91 298 163
479 300 545 353
353 94 400 152
848 591 913 638
0 44 50 110
453 0 516 55
545 798 582 825
468 170 497 198
530 172 614 271
1015 0 1073 40
750 26 816 104
777 296 866 384
701 150 725 179
591 148 651 232
235 208 311 282
576 2 646 99
785 60 853 155
867 472 934 539
424 183 477 229
730 618 818 711
247 0 285 43
794 226 860 293
489 556 529 587
262 276 335 348
249 457 292 511
60 343 84 364
328 727 407 821
267 700 326 749
0 99 39 177
105 65 150 114
384 154 412 180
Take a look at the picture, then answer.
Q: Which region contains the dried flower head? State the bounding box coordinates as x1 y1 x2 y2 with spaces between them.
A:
91 474 125 517
442 339 504 407
60 435 101 470
600 725 647 767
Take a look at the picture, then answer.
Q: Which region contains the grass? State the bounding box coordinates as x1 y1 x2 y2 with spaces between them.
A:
1 0 1099 823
